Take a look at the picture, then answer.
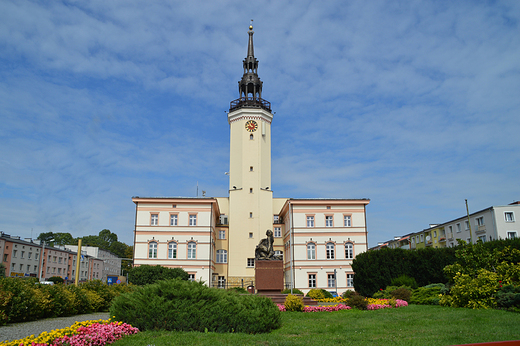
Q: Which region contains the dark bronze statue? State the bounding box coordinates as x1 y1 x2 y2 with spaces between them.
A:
255 229 283 260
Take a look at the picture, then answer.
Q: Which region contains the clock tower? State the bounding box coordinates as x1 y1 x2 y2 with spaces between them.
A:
227 24 274 284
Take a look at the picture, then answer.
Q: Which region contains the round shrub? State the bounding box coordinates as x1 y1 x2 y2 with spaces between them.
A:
229 286 248 294
390 287 411 302
281 288 304 295
284 294 304 312
347 294 368 310
391 275 418 289
109 279 281 333
48 276 64 284
411 286 443 305
342 290 356 299
306 288 333 299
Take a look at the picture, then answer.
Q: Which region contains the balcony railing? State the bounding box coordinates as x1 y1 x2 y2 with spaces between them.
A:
476 225 486 234
230 97 271 113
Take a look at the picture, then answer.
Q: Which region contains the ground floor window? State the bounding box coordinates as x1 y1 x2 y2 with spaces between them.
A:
247 258 255 267
327 273 335 288
218 276 225 288
188 274 195 281
308 274 316 288
347 274 354 287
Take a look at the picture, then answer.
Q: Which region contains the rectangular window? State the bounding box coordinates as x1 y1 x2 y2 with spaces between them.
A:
307 216 314 227
420 234 424 242
326 243 335 259
308 274 316 288
505 212 515 222
325 216 333 227
465 221 469 230
151 214 158 226
218 276 225 288
216 250 227 263
218 230 226 239
273 215 279 223
247 258 255 267
27 265 30 272
189 214 197 226
170 214 178 226
456 223 461 232
168 243 177 259
344 215 351 227
28 252 32 259
327 273 335 288
274 227 281 238
35 253 39 260
476 216 484 226
249 232 253 238
187 242 196 259
149 242 157 258
347 274 354 287
188 274 195 281
13 250 17 258
58 257 62 264
478 235 486 243
345 243 353 259
307 243 316 260
507 231 517 239
21 251 25 258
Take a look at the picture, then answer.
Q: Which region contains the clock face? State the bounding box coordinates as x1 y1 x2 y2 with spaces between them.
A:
245 120 258 132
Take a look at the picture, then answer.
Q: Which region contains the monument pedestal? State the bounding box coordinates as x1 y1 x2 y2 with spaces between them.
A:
255 260 283 295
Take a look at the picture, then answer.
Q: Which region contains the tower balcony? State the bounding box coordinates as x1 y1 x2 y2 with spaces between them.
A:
230 97 271 113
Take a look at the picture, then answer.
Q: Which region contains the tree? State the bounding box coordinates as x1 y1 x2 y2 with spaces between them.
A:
37 232 55 243
0 263 5 277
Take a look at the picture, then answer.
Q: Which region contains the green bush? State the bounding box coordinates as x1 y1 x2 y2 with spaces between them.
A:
342 290 356 299
391 275 418 289
281 288 304 295
229 286 248 294
495 285 520 310
109 279 281 333
80 280 115 311
410 285 444 305
0 278 42 323
128 265 189 285
390 287 412 302
48 276 64 284
284 294 304 312
347 294 367 310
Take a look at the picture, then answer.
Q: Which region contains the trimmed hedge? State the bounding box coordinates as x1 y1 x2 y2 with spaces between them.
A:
0 277 133 325
352 247 457 297
109 279 281 333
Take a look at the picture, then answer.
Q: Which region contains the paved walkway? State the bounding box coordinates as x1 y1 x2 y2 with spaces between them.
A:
0 312 110 342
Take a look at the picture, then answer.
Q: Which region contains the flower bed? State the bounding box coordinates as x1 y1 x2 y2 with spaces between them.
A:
0 319 139 346
278 298 408 312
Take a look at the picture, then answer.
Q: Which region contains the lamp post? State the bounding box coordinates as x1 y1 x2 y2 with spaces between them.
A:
39 238 54 282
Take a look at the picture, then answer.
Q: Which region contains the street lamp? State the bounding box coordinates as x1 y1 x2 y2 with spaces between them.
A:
39 238 54 282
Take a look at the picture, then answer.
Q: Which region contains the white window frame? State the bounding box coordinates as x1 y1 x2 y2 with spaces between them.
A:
218 230 226 239
507 231 517 239
307 216 314 228
188 274 195 281
274 227 281 238
218 276 225 288
326 242 335 259
307 243 316 260
456 223 461 232
187 242 196 259
476 216 484 226
148 242 157 259
345 243 354 259
505 212 515 222
347 274 354 287
216 249 227 263
308 274 316 288
327 273 335 288
247 258 255 267
168 242 177 259
170 214 178 226
325 215 333 227
189 214 197 226
344 215 351 227
151 214 158 226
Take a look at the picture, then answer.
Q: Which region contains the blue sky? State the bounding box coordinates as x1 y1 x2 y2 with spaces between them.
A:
1 0 519 247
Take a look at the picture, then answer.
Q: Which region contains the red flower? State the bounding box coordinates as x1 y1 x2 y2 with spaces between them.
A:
380 288 383 291
499 281 502 283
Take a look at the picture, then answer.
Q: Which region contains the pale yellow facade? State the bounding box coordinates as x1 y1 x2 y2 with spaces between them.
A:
132 26 369 293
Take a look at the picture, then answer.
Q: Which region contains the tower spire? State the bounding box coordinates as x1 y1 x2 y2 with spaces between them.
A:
229 22 271 113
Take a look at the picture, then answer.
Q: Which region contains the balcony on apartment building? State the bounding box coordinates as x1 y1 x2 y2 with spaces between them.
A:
475 225 486 235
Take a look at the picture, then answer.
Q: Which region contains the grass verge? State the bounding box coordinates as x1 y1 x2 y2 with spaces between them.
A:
112 305 520 346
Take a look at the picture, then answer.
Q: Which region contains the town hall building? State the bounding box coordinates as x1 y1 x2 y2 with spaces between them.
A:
132 25 369 294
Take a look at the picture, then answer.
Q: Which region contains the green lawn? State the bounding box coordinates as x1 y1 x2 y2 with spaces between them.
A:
112 305 520 346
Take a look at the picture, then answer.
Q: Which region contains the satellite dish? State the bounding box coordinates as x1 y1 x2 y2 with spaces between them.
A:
426 236 431 242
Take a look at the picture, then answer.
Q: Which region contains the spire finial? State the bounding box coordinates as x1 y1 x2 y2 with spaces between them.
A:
249 19 253 31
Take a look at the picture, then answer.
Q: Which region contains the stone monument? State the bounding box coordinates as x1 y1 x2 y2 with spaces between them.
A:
255 230 283 294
